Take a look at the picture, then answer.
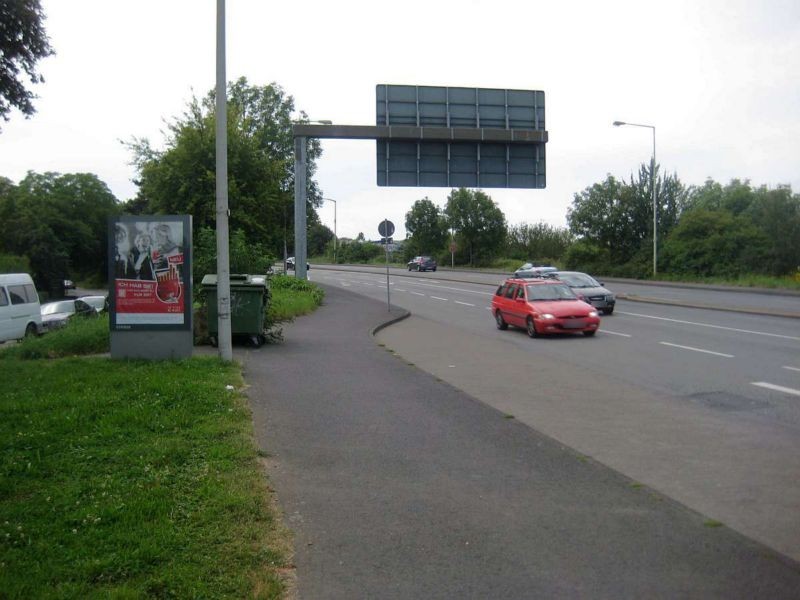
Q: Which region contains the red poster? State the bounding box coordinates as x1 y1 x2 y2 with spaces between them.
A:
112 220 186 326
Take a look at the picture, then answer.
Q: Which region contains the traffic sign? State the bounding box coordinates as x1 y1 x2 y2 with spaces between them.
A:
378 220 395 238
376 84 547 188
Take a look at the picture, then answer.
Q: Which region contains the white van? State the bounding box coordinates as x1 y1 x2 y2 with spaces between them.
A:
0 273 42 343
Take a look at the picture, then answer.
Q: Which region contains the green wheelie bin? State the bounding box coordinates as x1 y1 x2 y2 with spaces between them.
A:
202 274 270 347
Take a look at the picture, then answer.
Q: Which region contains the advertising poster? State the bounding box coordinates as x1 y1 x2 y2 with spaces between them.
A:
109 216 192 330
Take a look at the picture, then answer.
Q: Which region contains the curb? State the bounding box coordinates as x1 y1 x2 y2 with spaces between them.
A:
371 307 411 336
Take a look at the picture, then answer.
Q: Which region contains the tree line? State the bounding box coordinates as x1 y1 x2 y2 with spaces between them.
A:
401 167 800 279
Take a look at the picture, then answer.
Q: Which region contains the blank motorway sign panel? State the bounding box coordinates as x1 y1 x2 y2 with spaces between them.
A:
376 84 546 188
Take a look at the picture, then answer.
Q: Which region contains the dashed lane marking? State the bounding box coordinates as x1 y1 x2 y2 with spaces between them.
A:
752 382 800 397
658 342 734 358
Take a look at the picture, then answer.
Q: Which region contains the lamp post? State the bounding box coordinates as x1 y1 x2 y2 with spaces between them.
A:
613 120 657 277
323 198 337 264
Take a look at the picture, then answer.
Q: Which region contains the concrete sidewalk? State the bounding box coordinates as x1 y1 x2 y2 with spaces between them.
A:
239 284 800 599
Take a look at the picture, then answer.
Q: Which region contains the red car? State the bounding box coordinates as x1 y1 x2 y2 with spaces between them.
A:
491 278 600 337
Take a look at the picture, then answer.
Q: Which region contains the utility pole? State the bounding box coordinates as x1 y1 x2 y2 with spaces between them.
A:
215 0 233 360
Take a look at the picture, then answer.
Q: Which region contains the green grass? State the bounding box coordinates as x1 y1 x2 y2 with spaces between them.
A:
267 275 325 322
0 281 329 597
0 358 290 598
1 314 110 360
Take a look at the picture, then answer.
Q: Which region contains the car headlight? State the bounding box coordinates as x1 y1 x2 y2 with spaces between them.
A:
589 311 599 317
540 313 555 319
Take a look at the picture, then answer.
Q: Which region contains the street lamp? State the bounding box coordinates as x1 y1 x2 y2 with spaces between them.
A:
323 197 337 263
613 120 658 277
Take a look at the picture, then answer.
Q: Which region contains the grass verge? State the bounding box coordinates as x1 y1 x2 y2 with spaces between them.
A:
0 357 291 598
267 275 325 322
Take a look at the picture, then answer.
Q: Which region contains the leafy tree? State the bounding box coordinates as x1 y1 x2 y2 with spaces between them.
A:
128 78 322 258
682 179 800 276
505 222 573 262
193 227 275 301
404 197 447 259
567 164 687 269
660 209 769 277
0 172 121 295
307 221 334 257
0 0 54 126
444 188 506 266
745 185 800 275
336 239 382 263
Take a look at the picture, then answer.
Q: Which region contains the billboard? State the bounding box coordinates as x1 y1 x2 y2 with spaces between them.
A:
376 84 547 189
108 215 192 331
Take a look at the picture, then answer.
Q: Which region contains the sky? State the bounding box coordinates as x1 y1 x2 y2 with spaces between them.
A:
1 0 799 241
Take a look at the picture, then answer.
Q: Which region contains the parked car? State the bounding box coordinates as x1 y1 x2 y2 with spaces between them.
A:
513 263 558 278
285 257 310 270
550 271 616 314
491 278 600 337
407 256 438 272
0 273 42 342
79 295 108 314
40 298 97 331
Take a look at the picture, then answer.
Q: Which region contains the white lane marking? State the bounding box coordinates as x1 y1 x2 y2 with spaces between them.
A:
340 283 351 287
454 301 475 307
361 282 373 286
401 280 495 297
601 330 632 338
485 306 492 311
752 382 800 397
619 310 800 342
783 366 800 373
430 296 448 301
395 288 407 292
409 291 425 296
658 342 734 358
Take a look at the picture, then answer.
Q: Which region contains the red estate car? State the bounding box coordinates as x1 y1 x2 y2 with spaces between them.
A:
491 278 600 338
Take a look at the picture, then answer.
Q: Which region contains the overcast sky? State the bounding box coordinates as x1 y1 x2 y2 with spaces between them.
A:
1 0 798 240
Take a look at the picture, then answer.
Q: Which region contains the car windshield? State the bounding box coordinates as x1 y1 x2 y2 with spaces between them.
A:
41 301 75 315
557 273 599 288
526 284 577 301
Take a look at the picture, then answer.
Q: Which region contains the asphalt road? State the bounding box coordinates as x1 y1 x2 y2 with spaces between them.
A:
243 285 800 598
308 266 800 563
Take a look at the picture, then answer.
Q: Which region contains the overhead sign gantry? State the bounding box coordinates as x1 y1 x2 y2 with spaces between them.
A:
292 85 548 278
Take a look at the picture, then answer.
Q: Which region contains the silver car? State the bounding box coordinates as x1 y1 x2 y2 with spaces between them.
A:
551 271 616 314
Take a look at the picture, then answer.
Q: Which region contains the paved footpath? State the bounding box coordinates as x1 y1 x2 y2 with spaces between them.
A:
241 284 800 599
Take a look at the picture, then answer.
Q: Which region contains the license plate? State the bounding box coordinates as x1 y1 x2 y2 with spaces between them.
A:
563 321 586 329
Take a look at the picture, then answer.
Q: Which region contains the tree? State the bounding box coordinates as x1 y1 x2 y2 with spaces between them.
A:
567 164 688 269
128 78 322 257
0 0 54 126
506 222 573 262
444 188 506 266
685 179 800 276
0 171 121 295
404 197 447 259
660 209 769 277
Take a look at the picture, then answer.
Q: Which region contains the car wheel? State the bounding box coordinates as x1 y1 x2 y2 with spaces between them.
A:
526 316 539 338
583 330 597 337
408 266 412 271
432 267 437 272
603 307 614 315
495 311 508 330
24 323 37 339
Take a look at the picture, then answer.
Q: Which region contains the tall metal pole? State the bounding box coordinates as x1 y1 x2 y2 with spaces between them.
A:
294 136 308 280
333 200 337 264
651 127 657 277
215 0 232 360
